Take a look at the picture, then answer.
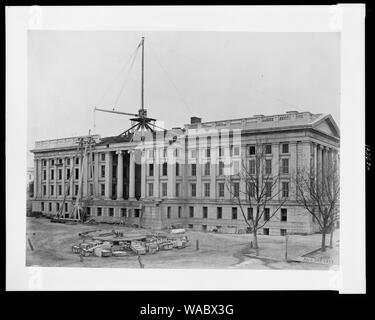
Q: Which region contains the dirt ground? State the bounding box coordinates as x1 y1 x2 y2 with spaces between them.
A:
26 217 339 270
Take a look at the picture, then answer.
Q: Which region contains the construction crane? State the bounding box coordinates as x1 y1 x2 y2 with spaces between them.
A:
94 37 166 141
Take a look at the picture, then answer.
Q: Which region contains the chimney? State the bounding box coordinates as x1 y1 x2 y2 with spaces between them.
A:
190 117 202 124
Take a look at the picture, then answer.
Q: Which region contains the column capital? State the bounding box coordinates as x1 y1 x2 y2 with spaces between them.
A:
116 150 123 155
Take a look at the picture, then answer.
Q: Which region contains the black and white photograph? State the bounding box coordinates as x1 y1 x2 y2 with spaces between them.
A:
6 5 366 293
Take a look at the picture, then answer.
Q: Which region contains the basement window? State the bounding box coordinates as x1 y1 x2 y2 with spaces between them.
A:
97 208 102 217
109 208 114 217
188 224 194 229
263 228 269 235
280 229 287 236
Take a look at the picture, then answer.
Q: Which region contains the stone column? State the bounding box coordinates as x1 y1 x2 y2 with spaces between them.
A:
129 150 135 199
46 159 50 198
210 146 217 199
69 156 74 198
196 148 202 198
167 147 175 198
37 159 42 198
140 150 146 199
154 148 160 198
53 159 57 199
116 150 124 200
34 159 38 199
105 151 113 199
61 157 66 198
94 152 99 198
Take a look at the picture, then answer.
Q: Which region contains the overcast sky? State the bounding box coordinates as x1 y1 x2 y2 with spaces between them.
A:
27 31 340 166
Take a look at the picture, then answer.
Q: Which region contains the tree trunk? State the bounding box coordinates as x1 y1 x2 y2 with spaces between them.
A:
321 231 326 252
253 229 259 256
329 227 334 248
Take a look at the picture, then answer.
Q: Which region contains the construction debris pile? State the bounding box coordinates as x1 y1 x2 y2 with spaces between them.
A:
72 228 190 258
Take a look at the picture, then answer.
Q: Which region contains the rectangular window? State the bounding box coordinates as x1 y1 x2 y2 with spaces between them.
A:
249 145 256 155
121 208 127 217
162 147 167 158
55 202 59 212
265 159 272 175
58 184 62 196
97 207 102 217
58 169 62 180
206 147 211 158
149 163 154 176
75 158 79 165
101 153 105 161
219 161 224 175
75 184 79 196
43 170 46 181
49 202 52 211
162 183 168 197
90 184 93 196
265 181 272 197
282 182 289 197
247 207 253 220
162 162 168 176
232 146 240 156
191 163 196 176
66 168 70 179
264 208 270 221
50 185 54 196
41 202 44 211
281 158 289 174
134 209 140 218
191 149 196 159
204 162 210 176
86 207 91 216
66 158 70 166
101 165 105 178
175 148 180 157
204 183 210 197
50 169 54 180
176 162 180 176
282 143 289 154
280 229 287 236
167 207 171 219
50 159 55 166
263 228 269 235
109 208 114 217
189 206 194 218
75 168 79 179
178 206 182 219
281 208 287 221
101 184 105 196
148 183 154 197
249 182 255 197
43 185 46 196
219 147 224 157
233 182 239 197
232 207 238 220
191 184 196 197
176 183 180 197
264 144 272 154
65 203 68 212
219 183 225 197
249 160 255 175
217 207 222 219
42 159 46 166
203 207 208 219
188 224 194 229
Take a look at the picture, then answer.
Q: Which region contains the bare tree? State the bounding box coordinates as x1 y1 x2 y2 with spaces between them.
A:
226 140 287 255
295 162 339 252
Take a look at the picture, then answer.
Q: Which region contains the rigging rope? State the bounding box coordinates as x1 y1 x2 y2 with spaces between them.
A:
113 43 141 109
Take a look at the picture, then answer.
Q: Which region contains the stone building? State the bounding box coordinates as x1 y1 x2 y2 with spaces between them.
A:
30 111 340 235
